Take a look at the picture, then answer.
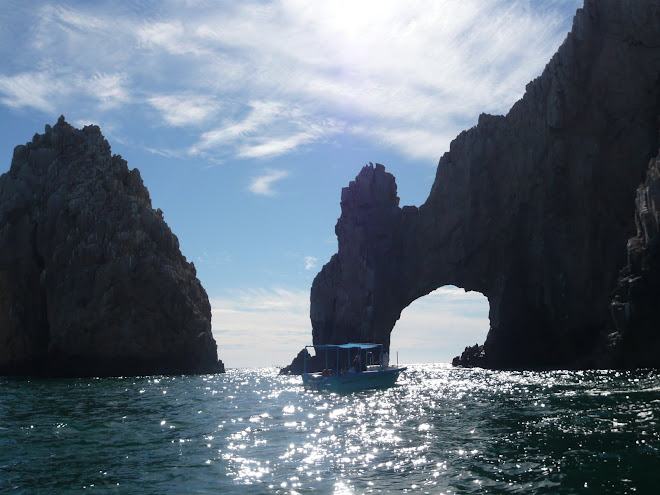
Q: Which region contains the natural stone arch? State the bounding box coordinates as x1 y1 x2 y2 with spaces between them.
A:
309 0 660 369
310 162 505 361
388 286 490 363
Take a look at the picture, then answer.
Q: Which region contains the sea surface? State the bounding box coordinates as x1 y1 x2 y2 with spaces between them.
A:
1 364 659 494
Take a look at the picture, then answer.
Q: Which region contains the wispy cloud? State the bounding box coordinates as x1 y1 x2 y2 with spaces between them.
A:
190 102 344 159
0 70 130 114
37 4 111 38
351 125 454 162
304 256 317 271
137 21 187 54
214 287 308 312
0 72 64 112
88 72 131 110
248 169 290 196
143 147 185 159
190 101 285 155
0 0 582 162
148 93 221 127
238 132 314 159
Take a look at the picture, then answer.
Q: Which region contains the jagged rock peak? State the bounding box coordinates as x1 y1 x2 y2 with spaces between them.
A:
340 163 399 209
0 117 225 377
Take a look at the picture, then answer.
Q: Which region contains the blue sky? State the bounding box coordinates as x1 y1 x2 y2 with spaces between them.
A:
0 0 582 368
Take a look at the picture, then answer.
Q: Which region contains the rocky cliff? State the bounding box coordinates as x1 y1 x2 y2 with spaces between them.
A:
304 0 660 370
0 117 224 376
608 145 660 368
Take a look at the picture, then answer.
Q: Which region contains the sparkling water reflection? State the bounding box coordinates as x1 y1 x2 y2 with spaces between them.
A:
1 364 659 493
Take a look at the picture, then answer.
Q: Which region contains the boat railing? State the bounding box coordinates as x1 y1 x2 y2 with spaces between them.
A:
304 343 396 377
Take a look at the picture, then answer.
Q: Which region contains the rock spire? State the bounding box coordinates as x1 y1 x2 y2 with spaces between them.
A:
0 117 224 376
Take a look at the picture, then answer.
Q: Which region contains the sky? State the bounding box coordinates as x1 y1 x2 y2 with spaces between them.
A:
0 0 583 368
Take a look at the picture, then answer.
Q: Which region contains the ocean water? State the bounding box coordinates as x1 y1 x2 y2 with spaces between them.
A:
1 364 659 494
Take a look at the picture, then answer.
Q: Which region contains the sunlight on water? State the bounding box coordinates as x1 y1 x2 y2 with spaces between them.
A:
1 364 659 493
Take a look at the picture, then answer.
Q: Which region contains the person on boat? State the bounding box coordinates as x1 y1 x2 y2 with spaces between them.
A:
352 354 361 373
382 351 389 369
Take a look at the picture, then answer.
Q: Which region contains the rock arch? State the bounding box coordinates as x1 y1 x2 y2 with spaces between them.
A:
388 285 490 363
309 0 660 369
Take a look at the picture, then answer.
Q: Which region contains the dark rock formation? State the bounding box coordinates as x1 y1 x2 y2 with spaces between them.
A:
279 348 324 375
299 0 660 370
452 344 486 368
607 146 660 368
0 116 224 377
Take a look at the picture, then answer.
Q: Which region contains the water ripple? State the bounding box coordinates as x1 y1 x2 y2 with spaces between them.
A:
1 365 659 493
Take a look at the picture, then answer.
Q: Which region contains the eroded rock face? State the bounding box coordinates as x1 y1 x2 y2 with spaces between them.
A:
306 0 660 370
607 147 660 368
0 117 224 376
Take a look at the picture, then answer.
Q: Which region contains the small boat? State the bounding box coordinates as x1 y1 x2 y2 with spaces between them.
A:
302 343 407 392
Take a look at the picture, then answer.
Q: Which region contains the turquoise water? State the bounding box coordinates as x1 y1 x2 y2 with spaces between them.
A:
1 364 659 494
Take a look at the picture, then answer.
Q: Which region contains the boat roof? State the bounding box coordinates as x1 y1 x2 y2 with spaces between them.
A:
306 343 382 351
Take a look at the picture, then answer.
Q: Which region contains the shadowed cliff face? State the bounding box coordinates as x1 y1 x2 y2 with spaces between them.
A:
0 117 224 376
309 0 660 369
608 147 660 368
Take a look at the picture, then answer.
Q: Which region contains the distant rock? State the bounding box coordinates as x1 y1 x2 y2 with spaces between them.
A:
279 348 324 375
452 344 486 368
293 0 660 370
0 116 224 376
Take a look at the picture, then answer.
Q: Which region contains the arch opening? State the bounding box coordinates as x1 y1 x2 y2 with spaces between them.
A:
389 286 490 364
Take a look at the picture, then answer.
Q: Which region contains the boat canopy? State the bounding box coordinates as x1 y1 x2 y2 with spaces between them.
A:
306 343 381 351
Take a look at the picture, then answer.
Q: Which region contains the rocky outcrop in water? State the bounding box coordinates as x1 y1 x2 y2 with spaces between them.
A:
279 348 324 375
452 344 486 368
298 0 660 370
0 117 224 376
